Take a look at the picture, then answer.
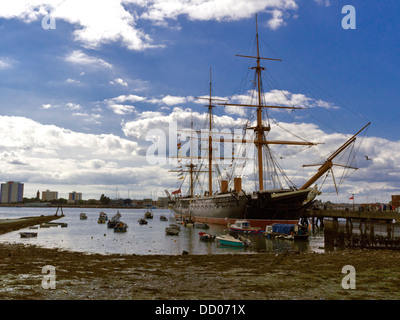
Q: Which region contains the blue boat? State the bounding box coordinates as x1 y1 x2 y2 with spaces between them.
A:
216 234 248 247
265 224 310 240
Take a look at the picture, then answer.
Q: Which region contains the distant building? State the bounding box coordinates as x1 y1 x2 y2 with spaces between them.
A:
68 191 82 204
143 198 153 207
392 195 400 208
157 197 169 208
42 190 58 201
0 181 24 203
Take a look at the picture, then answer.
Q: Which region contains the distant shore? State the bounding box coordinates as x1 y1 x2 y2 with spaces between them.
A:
0 203 168 209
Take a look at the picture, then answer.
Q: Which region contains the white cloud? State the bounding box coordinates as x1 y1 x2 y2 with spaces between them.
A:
110 78 128 87
0 58 14 69
111 94 146 103
230 89 339 110
66 102 81 110
147 95 193 105
65 78 80 84
0 0 300 52
41 104 53 109
139 0 298 24
65 50 112 69
0 0 158 51
103 94 191 114
108 104 136 115
0 115 139 197
267 9 285 30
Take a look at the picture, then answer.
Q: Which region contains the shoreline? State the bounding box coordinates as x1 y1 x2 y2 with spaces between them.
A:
1 241 400 300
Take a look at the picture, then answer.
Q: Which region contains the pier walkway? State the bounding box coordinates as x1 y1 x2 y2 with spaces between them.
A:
307 209 399 221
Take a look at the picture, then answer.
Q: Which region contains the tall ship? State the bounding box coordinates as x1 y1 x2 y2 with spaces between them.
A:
166 15 370 228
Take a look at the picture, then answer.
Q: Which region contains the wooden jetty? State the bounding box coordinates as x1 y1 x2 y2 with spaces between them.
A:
307 209 400 249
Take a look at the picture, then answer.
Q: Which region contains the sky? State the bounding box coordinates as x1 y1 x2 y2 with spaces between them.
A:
0 0 399 204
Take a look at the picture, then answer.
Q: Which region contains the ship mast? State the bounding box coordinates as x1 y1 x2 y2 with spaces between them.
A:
218 14 318 191
208 68 214 195
195 68 228 196
254 15 267 191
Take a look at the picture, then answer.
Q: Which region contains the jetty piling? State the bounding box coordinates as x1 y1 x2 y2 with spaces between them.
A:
307 208 400 249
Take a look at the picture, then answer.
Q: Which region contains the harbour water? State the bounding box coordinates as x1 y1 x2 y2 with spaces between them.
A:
0 207 324 255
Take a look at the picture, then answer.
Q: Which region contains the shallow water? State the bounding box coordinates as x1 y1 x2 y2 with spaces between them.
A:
0 207 324 255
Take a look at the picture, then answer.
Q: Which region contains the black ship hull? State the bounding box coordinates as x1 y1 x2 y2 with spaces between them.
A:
171 188 315 228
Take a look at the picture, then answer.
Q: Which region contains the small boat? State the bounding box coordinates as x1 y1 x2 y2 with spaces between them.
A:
168 223 180 230
107 213 121 228
79 212 88 220
165 227 179 235
98 211 108 224
28 226 39 229
39 223 52 228
144 209 153 219
138 218 148 225
194 222 209 229
227 220 265 234
19 232 38 238
114 222 128 232
265 224 310 240
107 219 119 228
216 234 251 247
198 232 215 241
160 215 168 221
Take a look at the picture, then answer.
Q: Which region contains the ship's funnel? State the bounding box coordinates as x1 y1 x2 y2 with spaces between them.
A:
221 180 228 193
234 177 242 193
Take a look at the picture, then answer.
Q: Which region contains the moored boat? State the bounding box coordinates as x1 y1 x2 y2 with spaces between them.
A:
107 212 121 228
194 222 210 229
19 232 37 238
227 220 265 234
216 234 247 247
265 223 310 240
160 215 168 221
98 211 108 224
144 210 153 219
168 223 180 231
165 226 179 235
198 232 215 241
114 222 128 232
80 212 88 220
138 218 148 225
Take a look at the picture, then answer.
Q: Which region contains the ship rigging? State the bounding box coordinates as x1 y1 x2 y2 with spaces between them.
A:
166 14 370 227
